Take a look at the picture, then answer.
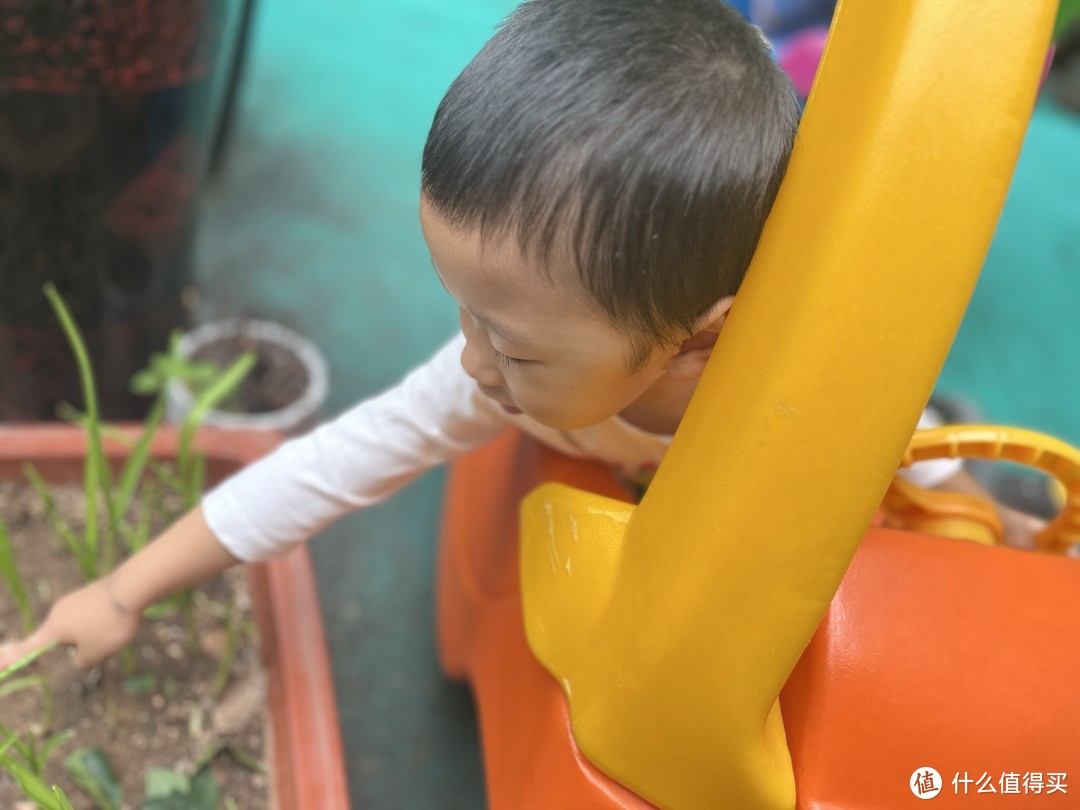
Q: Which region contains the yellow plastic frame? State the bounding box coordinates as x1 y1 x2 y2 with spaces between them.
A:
519 1 1059 808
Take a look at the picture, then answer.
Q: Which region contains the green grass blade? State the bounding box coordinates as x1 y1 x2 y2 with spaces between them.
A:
54 402 86 428
184 453 207 512
0 674 55 730
194 740 263 774
178 351 256 477
0 642 58 683
88 420 186 500
114 397 165 521
43 284 109 575
24 464 95 582
0 752 62 809
0 723 34 767
146 458 186 498
37 730 76 777
119 475 158 554
0 674 45 699
0 516 35 634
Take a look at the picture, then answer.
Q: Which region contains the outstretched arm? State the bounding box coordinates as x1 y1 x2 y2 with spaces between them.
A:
1 333 504 670
0 505 239 669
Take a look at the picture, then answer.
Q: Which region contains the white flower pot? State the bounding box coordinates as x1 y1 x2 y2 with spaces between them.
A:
166 319 329 435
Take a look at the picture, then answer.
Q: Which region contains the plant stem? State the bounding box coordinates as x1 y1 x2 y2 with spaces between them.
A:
210 602 240 698
0 516 35 634
23 464 95 582
43 284 114 576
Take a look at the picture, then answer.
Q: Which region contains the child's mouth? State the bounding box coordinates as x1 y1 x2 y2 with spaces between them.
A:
500 403 523 415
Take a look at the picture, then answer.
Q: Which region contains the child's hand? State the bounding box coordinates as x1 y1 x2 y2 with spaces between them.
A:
0 578 140 671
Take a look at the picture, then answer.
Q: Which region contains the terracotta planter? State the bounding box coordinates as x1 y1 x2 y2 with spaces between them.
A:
0 424 349 810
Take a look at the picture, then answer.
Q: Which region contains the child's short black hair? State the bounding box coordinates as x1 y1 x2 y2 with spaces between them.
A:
421 0 799 369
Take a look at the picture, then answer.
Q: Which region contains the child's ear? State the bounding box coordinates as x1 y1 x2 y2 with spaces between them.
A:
665 296 735 381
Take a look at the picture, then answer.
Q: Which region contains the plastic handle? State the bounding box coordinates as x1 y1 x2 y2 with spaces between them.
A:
899 425 1080 552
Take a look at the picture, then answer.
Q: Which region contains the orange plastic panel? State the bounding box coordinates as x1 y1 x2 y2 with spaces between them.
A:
440 432 1080 808
781 527 1080 808
436 430 656 809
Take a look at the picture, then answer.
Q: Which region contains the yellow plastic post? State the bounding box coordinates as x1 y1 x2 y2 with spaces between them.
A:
520 1 1058 808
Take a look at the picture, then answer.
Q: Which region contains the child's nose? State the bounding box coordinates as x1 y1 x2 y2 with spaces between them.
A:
460 332 504 388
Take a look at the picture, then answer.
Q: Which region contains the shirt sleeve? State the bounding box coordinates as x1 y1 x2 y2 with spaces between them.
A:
202 333 506 562
896 407 964 488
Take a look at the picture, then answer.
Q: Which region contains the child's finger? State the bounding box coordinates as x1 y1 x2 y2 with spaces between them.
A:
0 641 17 671
0 629 56 672
0 639 32 671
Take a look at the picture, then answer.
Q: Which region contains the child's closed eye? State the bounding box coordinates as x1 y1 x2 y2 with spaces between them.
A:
492 347 527 367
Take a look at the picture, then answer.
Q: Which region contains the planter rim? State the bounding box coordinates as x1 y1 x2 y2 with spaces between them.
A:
0 424 350 810
169 319 329 432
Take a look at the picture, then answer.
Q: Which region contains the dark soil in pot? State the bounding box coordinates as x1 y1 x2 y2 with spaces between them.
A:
192 334 310 415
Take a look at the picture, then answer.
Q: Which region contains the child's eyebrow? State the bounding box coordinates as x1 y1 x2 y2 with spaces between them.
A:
430 259 529 347
471 311 526 347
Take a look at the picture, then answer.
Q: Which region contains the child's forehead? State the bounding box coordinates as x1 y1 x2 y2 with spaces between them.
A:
423 198 582 284
425 207 619 334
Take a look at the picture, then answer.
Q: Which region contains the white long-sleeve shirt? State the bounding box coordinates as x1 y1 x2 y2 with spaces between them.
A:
203 332 960 562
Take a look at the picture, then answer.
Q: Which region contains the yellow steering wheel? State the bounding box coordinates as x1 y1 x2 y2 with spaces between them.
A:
884 425 1080 552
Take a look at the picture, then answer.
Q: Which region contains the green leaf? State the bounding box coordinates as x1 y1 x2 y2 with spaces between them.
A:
122 674 157 695
195 740 263 774
145 767 190 798
189 766 220 809
63 747 122 810
0 752 62 808
131 330 227 397
129 368 159 396
141 797 203 810
54 786 77 810
38 729 76 770
139 766 220 810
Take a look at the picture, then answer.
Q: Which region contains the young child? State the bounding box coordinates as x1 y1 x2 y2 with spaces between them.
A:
0 0 1040 671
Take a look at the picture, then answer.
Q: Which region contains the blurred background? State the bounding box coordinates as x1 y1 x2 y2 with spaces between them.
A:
3 0 1079 806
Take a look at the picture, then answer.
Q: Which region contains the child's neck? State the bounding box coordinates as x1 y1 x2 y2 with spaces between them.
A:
617 375 700 436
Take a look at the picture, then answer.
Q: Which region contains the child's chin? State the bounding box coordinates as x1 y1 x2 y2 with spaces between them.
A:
531 411 605 432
